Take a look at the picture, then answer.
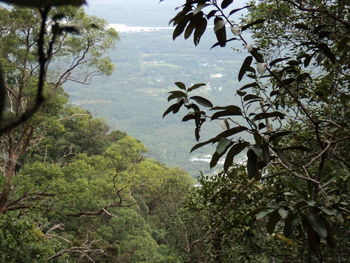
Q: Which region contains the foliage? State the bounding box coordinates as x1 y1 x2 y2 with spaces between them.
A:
0 3 194 262
164 0 350 261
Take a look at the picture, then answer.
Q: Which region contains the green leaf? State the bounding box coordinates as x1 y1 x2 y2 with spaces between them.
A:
319 206 338 216
243 94 261 102
162 101 184 118
211 109 242 120
221 0 233 9
247 149 260 179
238 56 253 81
237 90 246 96
318 43 336 63
253 111 285 121
307 215 327 239
174 82 186 90
185 12 203 39
191 138 215 152
240 82 259 90
188 83 206 92
228 5 252 16
224 142 249 171
182 113 196 122
284 214 299 238
173 13 192 40
269 57 291 67
216 138 232 155
267 210 281 234
194 17 207 46
214 17 226 47
210 152 221 168
214 126 248 141
256 208 275 220
190 96 213 108
167 90 186 101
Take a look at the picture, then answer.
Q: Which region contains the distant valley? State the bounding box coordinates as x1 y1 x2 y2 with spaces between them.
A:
64 2 249 176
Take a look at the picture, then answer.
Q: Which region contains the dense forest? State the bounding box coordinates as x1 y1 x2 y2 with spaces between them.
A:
0 0 349 263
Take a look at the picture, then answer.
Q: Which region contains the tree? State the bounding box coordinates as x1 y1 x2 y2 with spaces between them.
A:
0 6 117 213
164 0 350 261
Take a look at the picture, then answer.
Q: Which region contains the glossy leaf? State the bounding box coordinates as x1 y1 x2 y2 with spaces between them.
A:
307 215 327 239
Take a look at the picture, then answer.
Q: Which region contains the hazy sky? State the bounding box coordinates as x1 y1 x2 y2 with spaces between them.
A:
84 0 248 26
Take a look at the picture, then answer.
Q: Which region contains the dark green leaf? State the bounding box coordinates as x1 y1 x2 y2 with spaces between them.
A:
168 90 186 101
267 210 281 234
224 142 249 171
210 152 220 168
237 90 246 96
191 138 215 152
174 81 186 90
269 57 291 67
188 83 206 92
240 82 259 90
243 94 261 102
206 10 218 19
253 111 285 121
194 17 207 46
238 56 253 81
284 214 299 238
307 215 327 239
256 208 275 220
182 113 196 122
190 96 213 108
318 43 336 63
211 109 242 120
185 12 203 39
210 37 238 49
221 0 233 9
173 13 192 40
163 102 183 118
214 126 248 141
247 149 260 179
214 17 226 47
228 5 252 16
